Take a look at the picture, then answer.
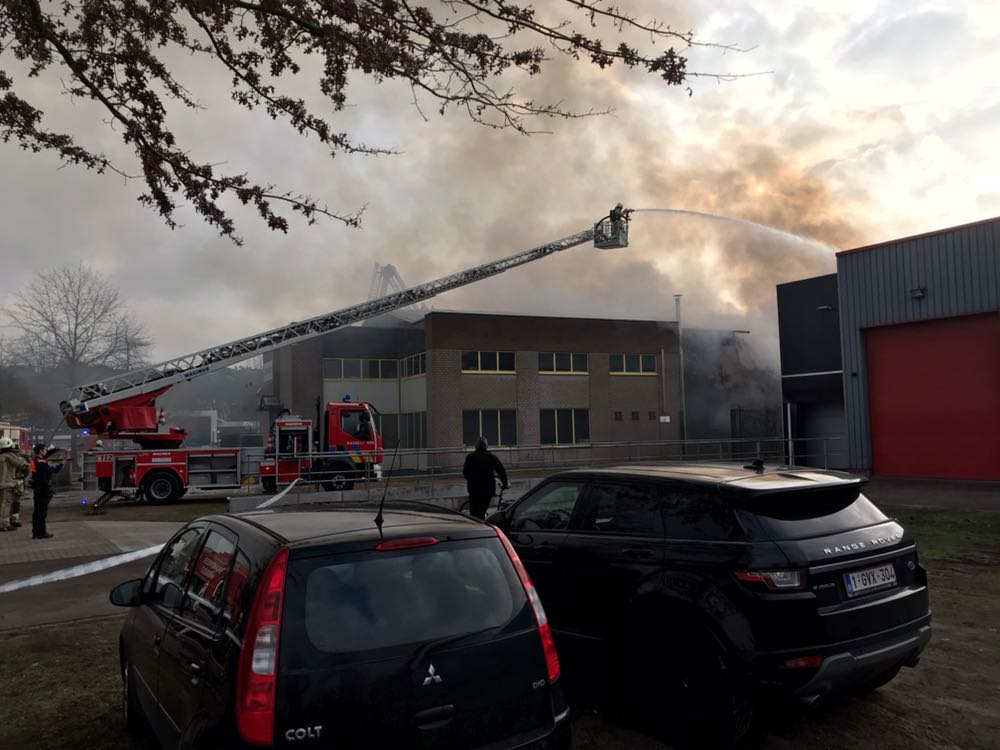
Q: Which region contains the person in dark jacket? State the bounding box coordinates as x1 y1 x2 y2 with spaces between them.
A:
31 444 63 539
462 436 508 520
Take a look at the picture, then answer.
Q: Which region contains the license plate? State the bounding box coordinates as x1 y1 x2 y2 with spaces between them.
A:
843 562 897 597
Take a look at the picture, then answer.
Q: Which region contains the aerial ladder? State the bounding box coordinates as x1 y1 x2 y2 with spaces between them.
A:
62 208 630 501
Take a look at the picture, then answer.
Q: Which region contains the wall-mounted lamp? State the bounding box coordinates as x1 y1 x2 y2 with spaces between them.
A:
910 287 926 300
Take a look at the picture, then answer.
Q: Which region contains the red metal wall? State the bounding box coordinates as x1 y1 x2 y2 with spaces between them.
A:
866 312 1000 479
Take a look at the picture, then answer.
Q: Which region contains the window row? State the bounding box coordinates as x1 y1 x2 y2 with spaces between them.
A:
323 353 427 381
377 411 427 450
461 408 591 447
609 353 657 374
538 352 588 373
461 350 516 372
614 411 658 421
401 352 426 378
324 352 658 379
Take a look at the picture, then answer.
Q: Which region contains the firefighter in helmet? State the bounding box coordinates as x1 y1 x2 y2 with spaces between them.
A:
9 442 30 528
0 437 29 532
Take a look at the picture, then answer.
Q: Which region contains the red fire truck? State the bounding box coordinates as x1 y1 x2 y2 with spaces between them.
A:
0 422 32 455
258 402 383 492
63 207 630 509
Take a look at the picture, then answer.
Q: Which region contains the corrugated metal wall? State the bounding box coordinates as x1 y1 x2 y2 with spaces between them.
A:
837 218 1000 470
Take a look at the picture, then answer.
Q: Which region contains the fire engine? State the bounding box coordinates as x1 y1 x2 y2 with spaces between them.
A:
63 208 630 508
258 403 382 493
0 422 31 454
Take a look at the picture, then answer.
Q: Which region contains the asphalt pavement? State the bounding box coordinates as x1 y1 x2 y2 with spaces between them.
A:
0 513 181 631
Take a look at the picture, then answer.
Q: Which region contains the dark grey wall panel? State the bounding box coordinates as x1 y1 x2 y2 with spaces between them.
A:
837 218 1000 469
777 274 841 376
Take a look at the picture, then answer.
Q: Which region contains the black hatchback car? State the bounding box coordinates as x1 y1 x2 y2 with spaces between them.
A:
489 463 931 743
110 502 571 749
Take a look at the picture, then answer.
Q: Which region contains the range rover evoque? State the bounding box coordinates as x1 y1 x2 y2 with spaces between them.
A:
488 463 932 744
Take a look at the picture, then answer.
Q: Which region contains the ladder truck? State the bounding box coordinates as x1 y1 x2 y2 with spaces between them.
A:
62 209 631 507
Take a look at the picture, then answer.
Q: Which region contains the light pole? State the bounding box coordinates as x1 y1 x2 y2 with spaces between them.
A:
674 294 686 445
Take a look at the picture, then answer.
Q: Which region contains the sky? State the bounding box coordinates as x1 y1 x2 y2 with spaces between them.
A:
2 0 999 366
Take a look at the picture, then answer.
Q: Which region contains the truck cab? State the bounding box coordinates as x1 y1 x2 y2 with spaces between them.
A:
259 401 383 493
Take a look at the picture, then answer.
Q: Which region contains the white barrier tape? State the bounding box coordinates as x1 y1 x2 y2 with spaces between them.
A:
256 478 300 509
0 543 164 595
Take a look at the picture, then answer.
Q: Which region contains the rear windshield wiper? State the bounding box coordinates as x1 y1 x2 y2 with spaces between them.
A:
408 625 500 674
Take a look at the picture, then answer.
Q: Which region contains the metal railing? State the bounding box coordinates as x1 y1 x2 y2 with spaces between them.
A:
235 436 843 495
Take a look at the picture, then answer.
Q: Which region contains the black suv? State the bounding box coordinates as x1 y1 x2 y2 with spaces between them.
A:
489 463 931 743
110 502 571 749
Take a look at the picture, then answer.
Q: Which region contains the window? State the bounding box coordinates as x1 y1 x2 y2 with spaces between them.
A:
539 408 589 445
662 488 743 540
324 358 401 380
401 352 426 378
614 411 623 421
153 527 204 610
463 409 517 446
378 413 399 447
399 412 427 449
610 353 657 375
185 531 236 627
462 351 515 373
295 540 523 655
631 411 640 421
510 481 584 532
579 481 665 537
648 411 657 421
538 352 588 374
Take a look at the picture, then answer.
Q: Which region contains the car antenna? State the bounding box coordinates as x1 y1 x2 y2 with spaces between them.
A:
374 439 401 538
743 458 765 473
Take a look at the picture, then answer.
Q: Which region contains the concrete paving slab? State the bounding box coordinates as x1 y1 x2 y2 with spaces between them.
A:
0 520 181 567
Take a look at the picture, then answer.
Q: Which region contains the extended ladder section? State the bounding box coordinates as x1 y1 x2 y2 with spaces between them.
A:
63 224 621 417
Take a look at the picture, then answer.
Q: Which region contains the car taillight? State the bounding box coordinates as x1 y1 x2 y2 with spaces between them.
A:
237 547 288 746
735 569 808 590
494 527 560 683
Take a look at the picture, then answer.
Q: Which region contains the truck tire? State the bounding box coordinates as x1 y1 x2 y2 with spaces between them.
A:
261 476 277 493
142 471 182 504
321 464 355 492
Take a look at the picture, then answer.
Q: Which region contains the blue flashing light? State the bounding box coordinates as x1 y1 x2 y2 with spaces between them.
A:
342 394 352 402
81 429 89 435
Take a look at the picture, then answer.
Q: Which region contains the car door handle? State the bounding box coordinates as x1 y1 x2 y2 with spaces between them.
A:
622 547 655 559
189 662 201 673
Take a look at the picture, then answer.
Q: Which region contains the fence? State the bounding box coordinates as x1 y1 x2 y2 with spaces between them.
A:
235 435 842 494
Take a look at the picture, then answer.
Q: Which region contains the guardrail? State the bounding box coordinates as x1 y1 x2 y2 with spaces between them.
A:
234 436 843 495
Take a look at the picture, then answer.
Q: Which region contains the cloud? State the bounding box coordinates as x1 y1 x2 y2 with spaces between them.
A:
2 0 998 374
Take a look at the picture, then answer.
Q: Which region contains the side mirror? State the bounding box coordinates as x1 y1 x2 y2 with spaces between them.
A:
486 508 508 527
110 578 144 607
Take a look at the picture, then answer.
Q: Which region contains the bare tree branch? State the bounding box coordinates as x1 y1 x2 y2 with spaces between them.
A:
0 0 750 242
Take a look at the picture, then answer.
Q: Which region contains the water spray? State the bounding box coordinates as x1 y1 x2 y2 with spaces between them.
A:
630 208 839 253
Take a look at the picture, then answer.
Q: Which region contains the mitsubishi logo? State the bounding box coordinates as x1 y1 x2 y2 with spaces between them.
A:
422 664 443 686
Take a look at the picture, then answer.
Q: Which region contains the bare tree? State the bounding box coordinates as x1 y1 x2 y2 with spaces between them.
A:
4 263 151 383
0 0 745 244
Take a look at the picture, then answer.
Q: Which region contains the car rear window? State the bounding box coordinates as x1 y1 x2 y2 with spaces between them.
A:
286 538 527 657
728 486 888 540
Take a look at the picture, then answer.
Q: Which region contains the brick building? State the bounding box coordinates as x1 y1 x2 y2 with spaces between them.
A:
265 311 683 452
